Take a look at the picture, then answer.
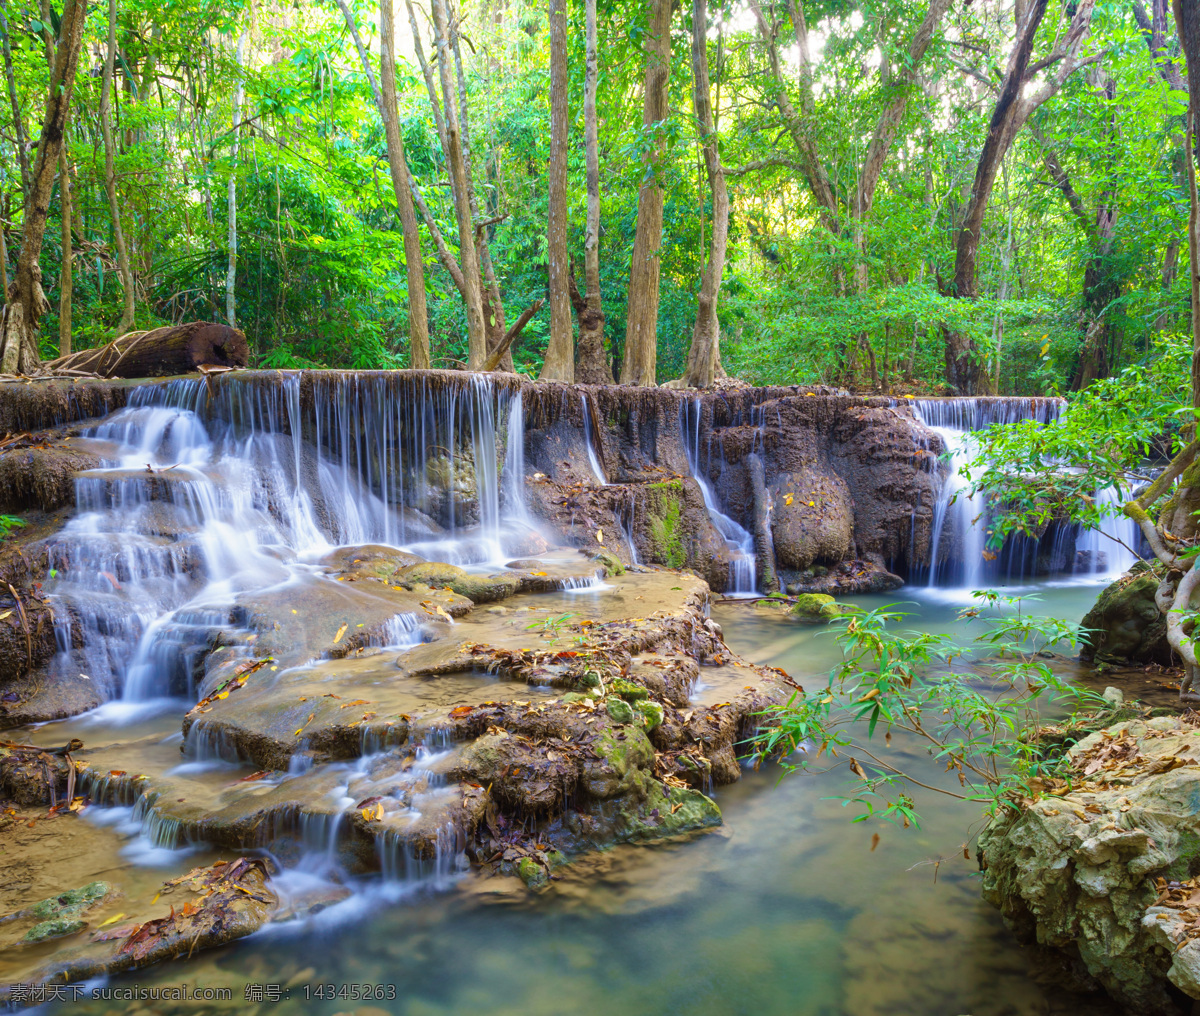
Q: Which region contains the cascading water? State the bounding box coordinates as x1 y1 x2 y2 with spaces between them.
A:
1075 486 1139 576
913 398 1060 589
681 400 757 594
43 373 543 706
581 394 608 485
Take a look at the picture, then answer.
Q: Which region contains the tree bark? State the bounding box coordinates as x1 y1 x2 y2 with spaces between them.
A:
337 0 431 368
430 0 487 368
0 0 87 375
1180 0 1200 416
45 321 249 377
621 0 673 385
225 30 249 329
682 0 727 389
0 2 30 209
101 0 136 334
540 0 574 381
36 3 72 356
574 0 610 384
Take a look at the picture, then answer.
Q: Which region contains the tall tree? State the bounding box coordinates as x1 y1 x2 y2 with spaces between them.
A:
0 0 87 374
101 0 136 333
540 0 573 381
0 1 30 212
572 0 610 383
225 29 249 329
337 0 432 368
571 0 609 386
943 0 1097 393
681 0 727 389
621 0 673 385
37 0 72 354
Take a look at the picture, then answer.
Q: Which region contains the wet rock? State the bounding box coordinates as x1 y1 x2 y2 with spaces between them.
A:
789 593 856 621
1079 563 1171 665
605 697 636 724
396 562 521 604
979 713 1200 1013
769 468 854 571
782 559 903 596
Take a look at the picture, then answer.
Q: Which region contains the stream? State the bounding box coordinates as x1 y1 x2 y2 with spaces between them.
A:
22 577 1120 1016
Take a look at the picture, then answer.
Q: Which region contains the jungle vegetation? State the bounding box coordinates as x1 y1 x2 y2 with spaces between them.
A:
0 0 1194 393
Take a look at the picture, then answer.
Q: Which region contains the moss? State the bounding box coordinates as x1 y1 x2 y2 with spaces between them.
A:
636 700 664 730
593 726 655 775
29 881 111 920
609 676 649 701
646 481 687 569
397 562 518 603
605 696 636 724
24 917 86 943
615 769 722 840
790 593 847 620
591 550 625 577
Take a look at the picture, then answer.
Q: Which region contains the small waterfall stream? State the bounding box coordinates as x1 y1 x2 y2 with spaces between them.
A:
681 400 757 594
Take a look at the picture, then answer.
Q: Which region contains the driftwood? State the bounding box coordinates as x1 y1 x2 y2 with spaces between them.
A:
43 321 248 379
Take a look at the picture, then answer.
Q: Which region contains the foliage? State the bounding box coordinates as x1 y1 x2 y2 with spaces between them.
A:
753 594 1101 826
0 0 1190 390
0 515 24 540
965 333 1193 544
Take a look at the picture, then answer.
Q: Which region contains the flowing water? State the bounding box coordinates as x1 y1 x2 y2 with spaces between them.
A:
25 576 1122 1016
681 400 757 595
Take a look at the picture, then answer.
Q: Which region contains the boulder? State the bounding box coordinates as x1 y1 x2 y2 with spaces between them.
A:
979 714 1200 1013
1079 563 1171 665
769 468 853 570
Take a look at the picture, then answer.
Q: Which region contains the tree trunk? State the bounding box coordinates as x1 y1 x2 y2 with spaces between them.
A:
36 3 72 357
225 30 249 329
101 0 136 334
45 321 249 377
1182 0 1200 417
682 0 727 389
540 0 574 381
430 0 487 368
575 0 610 384
338 0 431 368
620 0 672 385
0 0 87 375
0 2 30 209
58 144 72 357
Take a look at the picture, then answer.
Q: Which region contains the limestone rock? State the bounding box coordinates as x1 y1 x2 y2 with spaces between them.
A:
769 469 853 570
979 713 1200 1013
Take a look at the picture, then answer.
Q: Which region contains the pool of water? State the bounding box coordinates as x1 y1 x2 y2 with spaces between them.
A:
43 577 1123 1016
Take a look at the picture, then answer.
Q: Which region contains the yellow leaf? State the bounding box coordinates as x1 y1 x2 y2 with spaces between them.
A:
596 528 604 544
291 609 298 614
294 728 303 736
903 394 914 399
783 493 794 506
0 609 11 620
333 623 347 644
807 501 815 507
98 913 126 927
435 605 453 623
855 688 881 703
216 690 229 700
1040 343 1050 356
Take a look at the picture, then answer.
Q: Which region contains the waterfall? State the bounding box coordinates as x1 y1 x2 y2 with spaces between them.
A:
42 372 541 705
681 400 757 594
581 393 608 485
1075 486 1139 576
913 398 1060 590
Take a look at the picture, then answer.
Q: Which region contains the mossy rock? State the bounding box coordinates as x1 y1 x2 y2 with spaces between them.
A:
636 700 664 730
28 880 112 920
605 696 637 724
790 593 854 621
24 916 86 943
516 850 568 889
753 597 791 611
1079 563 1171 665
593 725 655 774
590 550 626 577
396 562 519 604
609 676 649 701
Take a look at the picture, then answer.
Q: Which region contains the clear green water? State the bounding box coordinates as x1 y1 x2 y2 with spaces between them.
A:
52 580 1120 1016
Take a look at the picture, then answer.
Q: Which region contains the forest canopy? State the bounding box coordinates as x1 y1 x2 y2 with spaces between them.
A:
0 0 1188 393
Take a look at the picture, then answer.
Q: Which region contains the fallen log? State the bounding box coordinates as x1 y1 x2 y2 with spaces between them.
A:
42 321 249 378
